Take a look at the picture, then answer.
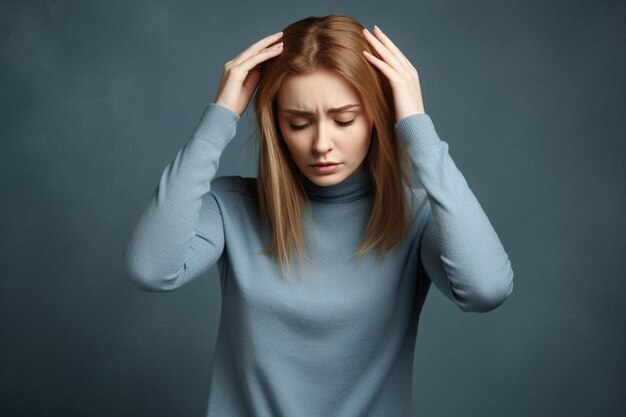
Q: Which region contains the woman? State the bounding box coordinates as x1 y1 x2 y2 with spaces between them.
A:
123 14 514 417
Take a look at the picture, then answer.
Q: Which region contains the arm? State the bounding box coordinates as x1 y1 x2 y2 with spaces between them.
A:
122 103 240 291
395 113 514 312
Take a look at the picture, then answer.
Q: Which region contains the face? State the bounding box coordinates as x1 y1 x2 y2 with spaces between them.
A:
276 68 373 187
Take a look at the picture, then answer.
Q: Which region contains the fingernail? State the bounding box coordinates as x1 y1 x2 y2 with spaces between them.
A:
374 25 379 32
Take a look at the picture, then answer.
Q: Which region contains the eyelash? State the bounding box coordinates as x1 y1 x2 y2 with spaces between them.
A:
289 119 356 130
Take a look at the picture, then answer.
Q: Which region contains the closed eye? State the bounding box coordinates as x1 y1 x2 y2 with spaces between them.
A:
289 119 356 130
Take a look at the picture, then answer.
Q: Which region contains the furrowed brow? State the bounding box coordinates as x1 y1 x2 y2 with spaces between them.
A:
283 104 361 116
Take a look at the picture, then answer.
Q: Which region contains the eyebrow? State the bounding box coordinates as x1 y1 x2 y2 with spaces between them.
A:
283 104 361 116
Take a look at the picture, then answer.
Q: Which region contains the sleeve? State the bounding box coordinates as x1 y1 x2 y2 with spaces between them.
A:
122 103 240 292
395 113 514 312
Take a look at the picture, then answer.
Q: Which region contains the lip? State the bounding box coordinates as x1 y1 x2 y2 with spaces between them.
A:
310 162 340 166
310 162 342 175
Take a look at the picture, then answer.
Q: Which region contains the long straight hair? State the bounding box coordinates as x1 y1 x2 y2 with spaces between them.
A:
251 14 415 278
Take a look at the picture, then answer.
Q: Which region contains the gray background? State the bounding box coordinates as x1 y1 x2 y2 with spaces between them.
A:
1 0 624 416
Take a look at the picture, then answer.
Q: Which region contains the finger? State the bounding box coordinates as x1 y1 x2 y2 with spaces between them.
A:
363 28 405 73
363 50 399 84
372 26 415 71
240 66 262 103
239 42 283 72
231 31 283 66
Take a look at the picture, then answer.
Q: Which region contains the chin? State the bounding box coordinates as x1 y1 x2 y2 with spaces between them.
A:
308 171 349 187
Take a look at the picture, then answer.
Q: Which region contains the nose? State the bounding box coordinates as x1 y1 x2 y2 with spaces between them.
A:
312 123 334 153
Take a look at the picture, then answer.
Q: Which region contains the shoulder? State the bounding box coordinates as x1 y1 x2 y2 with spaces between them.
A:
199 176 257 218
204 175 258 207
201 176 260 227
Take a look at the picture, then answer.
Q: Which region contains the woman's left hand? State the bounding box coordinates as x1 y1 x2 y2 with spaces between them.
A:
362 25 426 123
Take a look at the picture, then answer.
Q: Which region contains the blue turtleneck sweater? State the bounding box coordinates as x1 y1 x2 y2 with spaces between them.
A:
123 103 514 417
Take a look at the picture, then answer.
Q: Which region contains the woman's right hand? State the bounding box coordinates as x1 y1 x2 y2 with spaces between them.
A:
213 31 284 117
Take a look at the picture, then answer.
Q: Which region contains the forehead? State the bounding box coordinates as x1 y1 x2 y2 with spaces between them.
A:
277 69 361 110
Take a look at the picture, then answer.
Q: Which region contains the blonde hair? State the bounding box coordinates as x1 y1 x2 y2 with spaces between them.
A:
251 14 415 278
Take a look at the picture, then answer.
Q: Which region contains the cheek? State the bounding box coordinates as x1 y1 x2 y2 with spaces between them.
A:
353 124 372 153
282 135 308 163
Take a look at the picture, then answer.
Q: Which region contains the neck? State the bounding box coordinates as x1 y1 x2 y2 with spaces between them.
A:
296 166 373 204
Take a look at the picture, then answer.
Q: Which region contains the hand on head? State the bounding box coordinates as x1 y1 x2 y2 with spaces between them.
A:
213 31 284 116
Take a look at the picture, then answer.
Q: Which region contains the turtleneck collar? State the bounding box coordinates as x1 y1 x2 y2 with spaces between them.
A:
296 166 374 204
